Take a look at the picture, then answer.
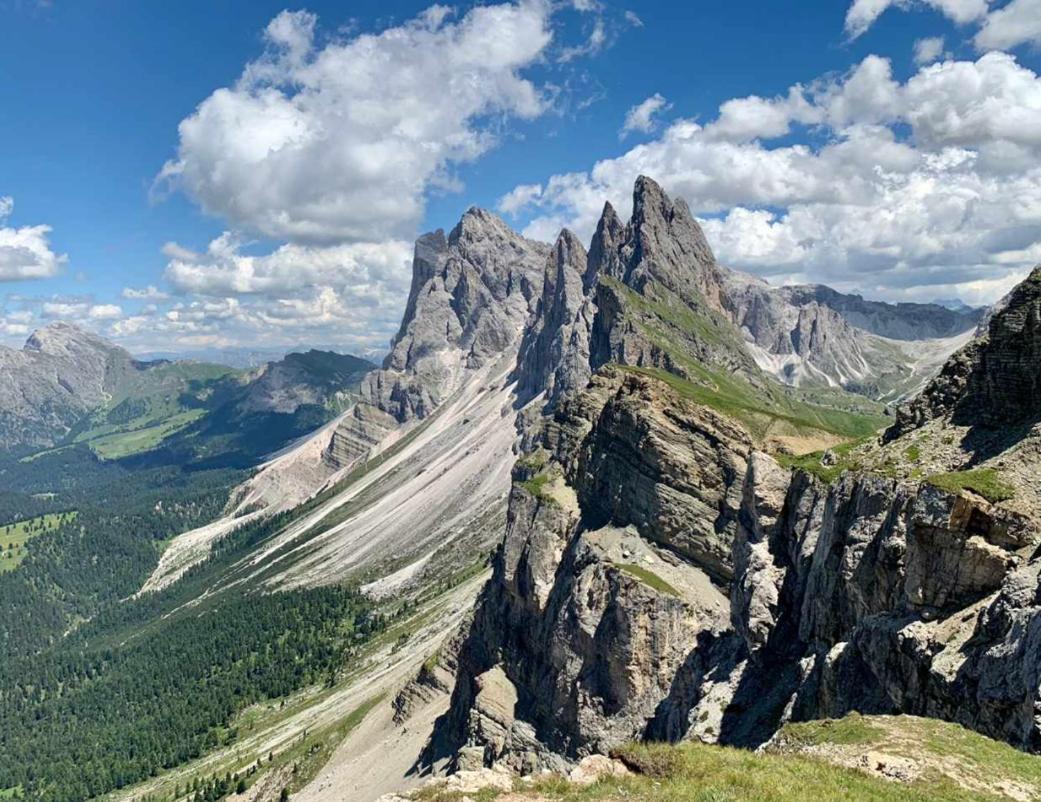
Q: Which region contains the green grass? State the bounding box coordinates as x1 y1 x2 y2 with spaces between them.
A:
520 472 555 502
778 713 885 747
774 440 866 484
415 715 1041 802
613 563 680 597
86 408 206 460
0 511 77 572
926 468 1015 503
599 274 888 446
601 276 747 353
622 364 885 444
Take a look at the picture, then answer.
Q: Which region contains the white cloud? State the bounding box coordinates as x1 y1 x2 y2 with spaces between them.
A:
88 304 123 320
498 183 543 215
157 2 556 245
163 234 412 299
0 196 66 281
845 0 988 39
913 36 947 66
846 0 1041 52
975 0 1041 50
558 18 607 63
41 301 88 319
623 10 643 27
620 93 672 137
122 285 170 301
506 52 1041 305
904 53 1041 151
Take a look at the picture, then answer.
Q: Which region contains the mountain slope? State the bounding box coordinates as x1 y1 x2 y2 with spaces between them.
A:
426 183 1041 780
724 277 981 401
0 324 374 466
0 322 141 453
1 178 1020 802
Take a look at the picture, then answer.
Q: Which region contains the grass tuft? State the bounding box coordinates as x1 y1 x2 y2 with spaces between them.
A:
926 468 1014 503
613 562 680 597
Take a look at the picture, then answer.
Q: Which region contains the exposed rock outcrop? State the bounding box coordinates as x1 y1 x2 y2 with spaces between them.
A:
723 272 981 401
0 322 140 452
321 209 549 473
514 229 595 407
426 191 1041 776
888 265 1041 438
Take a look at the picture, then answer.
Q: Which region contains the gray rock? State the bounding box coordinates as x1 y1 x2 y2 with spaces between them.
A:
0 322 140 452
888 264 1041 437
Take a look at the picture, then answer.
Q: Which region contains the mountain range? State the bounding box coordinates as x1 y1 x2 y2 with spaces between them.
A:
0 323 373 464
0 177 1038 802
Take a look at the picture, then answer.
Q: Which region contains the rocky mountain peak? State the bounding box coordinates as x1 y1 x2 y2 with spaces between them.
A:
354 205 551 428
449 206 517 246
586 201 626 288
23 321 129 359
887 264 1041 437
624 175 719 295
514 227 594 404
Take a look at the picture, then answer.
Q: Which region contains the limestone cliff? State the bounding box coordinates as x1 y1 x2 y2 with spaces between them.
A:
889 264 1041 437
425 191 1041 774
323 209 550 472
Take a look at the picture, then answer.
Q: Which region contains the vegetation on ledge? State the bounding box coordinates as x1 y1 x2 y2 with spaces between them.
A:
613 562 680 597
414 714 1041 802
926 468 1015 503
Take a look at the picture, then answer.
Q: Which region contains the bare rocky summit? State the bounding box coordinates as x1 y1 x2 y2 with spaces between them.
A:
0 322 140 452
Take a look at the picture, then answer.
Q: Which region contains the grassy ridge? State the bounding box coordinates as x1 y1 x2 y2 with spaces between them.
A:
622 365 886 443
414 715 1041 802
599 275 887 445
926 468 1015 503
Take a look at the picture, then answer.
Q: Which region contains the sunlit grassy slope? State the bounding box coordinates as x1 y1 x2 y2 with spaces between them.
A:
414 714 1041 802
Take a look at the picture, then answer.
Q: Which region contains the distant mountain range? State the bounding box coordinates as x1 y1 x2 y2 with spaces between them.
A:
0 321 373 464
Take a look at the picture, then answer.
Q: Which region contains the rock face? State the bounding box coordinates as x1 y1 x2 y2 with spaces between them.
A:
425 183 1041 775
236 350 373 415
586 180 756 380
0 322 140 452
888 264 1041 438
322 209 549 473
515 229 595 407
373 210 548 421
438 373 1041 769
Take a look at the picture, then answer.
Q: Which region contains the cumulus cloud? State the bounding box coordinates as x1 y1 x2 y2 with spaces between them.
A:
913 36 947 66
122 285 170 301
0 196 66 281
845 0 988 39
88 304 123 320
620 93 672 137
847 0 1041 51
498 183 544 215
975 0 1041 50
504 51 1041 305
163 234 412 299
156 3 556 245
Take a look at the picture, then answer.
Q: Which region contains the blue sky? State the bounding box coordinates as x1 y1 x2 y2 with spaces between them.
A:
1 0 1040 354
